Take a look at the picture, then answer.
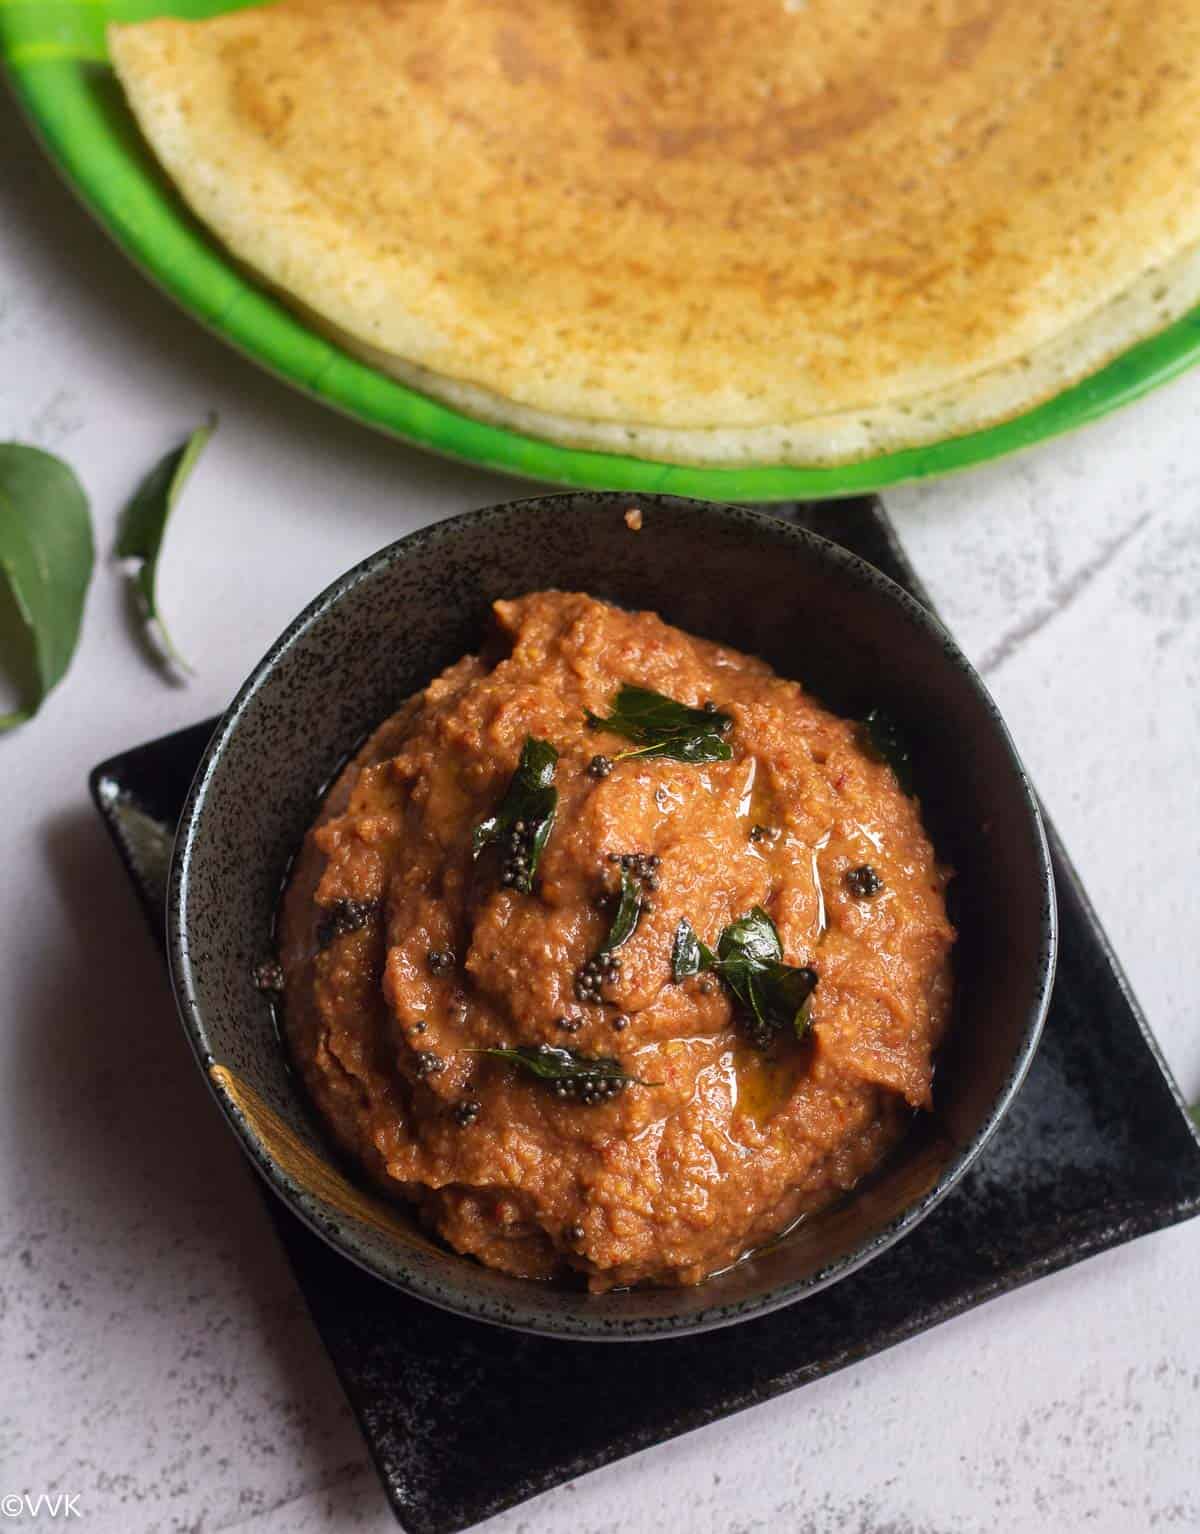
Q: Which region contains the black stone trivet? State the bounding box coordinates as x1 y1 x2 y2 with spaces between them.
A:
90 497 1200 1534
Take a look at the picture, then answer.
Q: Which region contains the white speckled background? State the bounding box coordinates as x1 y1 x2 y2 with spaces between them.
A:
1 86 1198 1534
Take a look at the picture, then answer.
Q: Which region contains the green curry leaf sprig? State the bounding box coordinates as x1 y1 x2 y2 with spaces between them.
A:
673 906 818 1051
472 736 559 892
586 684 733 765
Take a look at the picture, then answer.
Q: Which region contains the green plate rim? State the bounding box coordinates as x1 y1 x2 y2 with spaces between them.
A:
5 0 1200 500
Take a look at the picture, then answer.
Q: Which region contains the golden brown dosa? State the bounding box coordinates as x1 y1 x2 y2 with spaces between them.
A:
109 0 1200 465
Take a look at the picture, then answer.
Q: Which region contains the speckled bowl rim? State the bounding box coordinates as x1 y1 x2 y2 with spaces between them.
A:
167 493 1057 1340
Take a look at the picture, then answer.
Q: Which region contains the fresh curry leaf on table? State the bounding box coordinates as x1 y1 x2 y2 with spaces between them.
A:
0 444 94 732
472 736 559 891
586 684 734 764
115 416 215 675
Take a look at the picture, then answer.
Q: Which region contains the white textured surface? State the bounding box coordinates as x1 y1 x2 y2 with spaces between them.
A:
1 87 1198 1534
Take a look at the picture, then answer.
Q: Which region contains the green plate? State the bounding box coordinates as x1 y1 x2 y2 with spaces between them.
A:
6 0 1200 499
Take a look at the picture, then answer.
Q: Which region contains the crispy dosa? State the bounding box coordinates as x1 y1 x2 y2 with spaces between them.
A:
109 0 1200 465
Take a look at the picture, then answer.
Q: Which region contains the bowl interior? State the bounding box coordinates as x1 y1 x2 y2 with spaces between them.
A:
169 493 1054 1338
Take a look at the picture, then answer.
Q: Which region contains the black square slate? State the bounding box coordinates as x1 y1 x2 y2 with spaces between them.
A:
89 497 1200 1534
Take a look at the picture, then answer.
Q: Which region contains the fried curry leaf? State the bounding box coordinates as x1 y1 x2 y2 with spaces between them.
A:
471 735 559 891
671 917 715 980
0 444 94 732
115 417 215 676
601 866 644 953
585 684 733 764
716 906 784 968
481 1045 658 1102
716 906 819 1046
482 1045 643 1084
673 906 818 1048
861 706 914 794
772 966 818 1042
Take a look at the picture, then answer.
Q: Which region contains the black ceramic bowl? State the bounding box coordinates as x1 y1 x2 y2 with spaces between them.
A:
167 493 1055 1339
